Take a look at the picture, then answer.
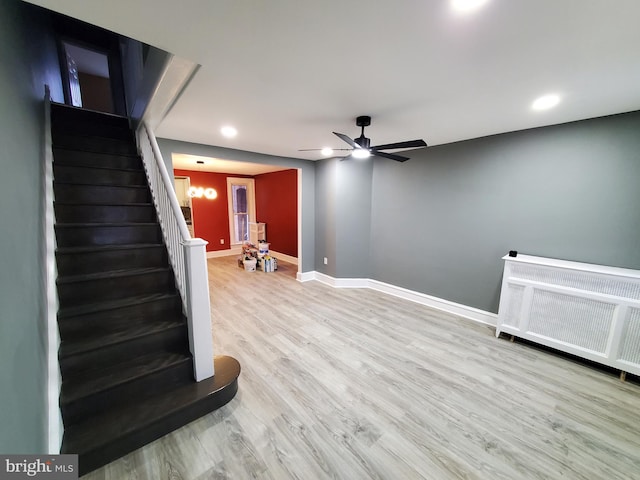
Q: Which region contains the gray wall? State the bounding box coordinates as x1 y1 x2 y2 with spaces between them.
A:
157 139 316 273
314 158 337 276
335 158 373 278
368 111 640 313
0 0 63 454
315 156 374 279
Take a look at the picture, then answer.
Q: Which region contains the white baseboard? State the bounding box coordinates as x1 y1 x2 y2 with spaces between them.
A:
300 271 497 327
269 250 298 265
313 272 369 288
368 279 497 326
207 246 242 258
297 271 316 282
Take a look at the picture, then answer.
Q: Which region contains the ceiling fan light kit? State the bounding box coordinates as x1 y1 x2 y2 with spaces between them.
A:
352 149 371 159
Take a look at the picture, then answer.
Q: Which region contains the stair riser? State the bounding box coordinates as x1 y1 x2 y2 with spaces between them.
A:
54 184 150 204
53 133 138 156
58 270 176 308
51 105 130 132
61 359 193 426
53 148 141 170
54 204 157 224
56 246 167 276
58 296 183 341
52 121 132 142
54 165 146 186
55 224 162 247
60 326 189 379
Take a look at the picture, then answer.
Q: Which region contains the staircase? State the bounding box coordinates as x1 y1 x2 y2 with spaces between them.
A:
51 104 240 475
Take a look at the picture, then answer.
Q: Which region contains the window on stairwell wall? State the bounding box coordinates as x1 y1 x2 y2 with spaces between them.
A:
227 178 256 245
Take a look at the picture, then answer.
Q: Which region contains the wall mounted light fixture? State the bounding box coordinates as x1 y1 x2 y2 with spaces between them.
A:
188 186 218 200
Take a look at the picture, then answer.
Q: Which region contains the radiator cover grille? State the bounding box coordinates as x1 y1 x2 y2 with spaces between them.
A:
497 254 640 376
528 290 614 354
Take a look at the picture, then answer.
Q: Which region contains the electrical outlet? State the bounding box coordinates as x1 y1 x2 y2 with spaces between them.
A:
323 257 328 265
220 239 225 244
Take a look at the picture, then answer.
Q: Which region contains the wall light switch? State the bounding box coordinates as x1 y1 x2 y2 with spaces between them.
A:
323 257 328 265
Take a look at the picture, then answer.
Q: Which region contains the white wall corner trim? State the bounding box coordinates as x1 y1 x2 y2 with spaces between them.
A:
301 271 497 326
296 271 316 282
316 273 368 289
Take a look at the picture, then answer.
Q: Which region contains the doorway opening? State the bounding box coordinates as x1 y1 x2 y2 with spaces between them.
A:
61 42 114 113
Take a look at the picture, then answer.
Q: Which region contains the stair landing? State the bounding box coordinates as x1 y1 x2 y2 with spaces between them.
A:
63 356 240 475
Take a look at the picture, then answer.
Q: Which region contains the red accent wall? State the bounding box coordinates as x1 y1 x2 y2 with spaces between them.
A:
255 169 298 257
174 169 298 256
174 169 230 252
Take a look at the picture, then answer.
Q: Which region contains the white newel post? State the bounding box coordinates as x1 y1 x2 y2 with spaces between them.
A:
184 238 215 381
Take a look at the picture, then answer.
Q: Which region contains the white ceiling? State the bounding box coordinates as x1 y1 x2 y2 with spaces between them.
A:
172 154 288 175
27 0 640 161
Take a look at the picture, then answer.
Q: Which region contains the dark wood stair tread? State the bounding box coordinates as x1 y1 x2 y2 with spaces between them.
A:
53 132 136 145
58 292 181 318
54 202 153 208
55 221 159 227
62 356 240 474
52 145 140 160
61 351 192 405
60 317 186 358
54 164 142 173
52 103 129 120
56 243 162 254
53 182 148 190
57 266 172 284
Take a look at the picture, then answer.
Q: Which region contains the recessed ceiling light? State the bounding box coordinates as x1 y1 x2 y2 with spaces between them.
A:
220 126 237 138
352 149 371 160
452 0 489 13
321 147 334 156
531 94 560 111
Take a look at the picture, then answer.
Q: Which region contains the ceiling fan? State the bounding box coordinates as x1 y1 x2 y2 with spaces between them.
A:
301 116 427 162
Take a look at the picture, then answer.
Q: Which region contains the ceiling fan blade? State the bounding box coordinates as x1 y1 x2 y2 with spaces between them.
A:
370 139 427 150
371 150 410 162
333 132 360 149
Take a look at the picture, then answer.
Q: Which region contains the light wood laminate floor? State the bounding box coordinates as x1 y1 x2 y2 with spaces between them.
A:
83 256 640 479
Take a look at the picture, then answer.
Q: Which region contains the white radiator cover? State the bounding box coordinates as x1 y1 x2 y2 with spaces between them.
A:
497 254 640 376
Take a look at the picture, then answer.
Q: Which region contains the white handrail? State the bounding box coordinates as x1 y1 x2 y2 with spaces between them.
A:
145 124 191 240
136 123 214 381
